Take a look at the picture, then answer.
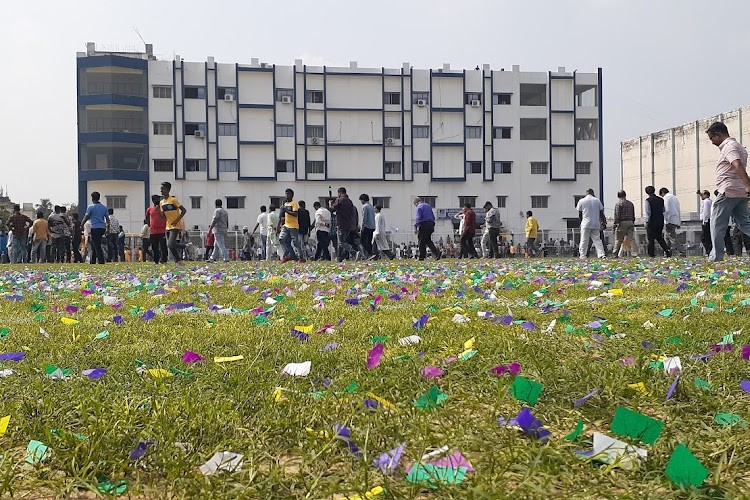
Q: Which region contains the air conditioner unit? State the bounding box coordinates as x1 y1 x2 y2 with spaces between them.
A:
193 225 200 231
416 99 427 107
311 137 320 145
471 100 481 107
194 130 205 138
224 94 234 102
386 138 395 145
281 96 292 104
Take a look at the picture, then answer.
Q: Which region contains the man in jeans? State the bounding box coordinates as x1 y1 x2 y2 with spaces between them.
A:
329 187 356 261
359 194 376 258
705 122 750 261
207 199 229 262
278 188 304 262
81 192 110 264
5 204 32 264
612 190 637 257
524 210 539 257
158 182 188 263
31 212 50 263
483 201 502 258
460 203 478 258
313 201 331 261
146 195 167 264
413 197 441 260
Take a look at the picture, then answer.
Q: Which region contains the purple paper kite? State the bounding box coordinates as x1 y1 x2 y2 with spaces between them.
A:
367 343 384 369
573 389 600 407
182 351 204 364
0 352 25 362
83 368 108 380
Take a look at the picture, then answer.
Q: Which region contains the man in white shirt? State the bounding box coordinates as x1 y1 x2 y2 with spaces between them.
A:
371 205 395 260
252 205 268 260
659 188 682 255
575 188 605 259
697 190 713 256
705 122 750 261
312 201 331 261
140 219 151 262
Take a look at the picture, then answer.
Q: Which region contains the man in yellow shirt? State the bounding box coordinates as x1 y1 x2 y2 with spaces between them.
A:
158 182 188 263
525 210 539 257
31 212 51 263
277 188 304 262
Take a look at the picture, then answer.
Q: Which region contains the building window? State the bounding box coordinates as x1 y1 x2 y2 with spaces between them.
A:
226 196 245 209
190 196 202 209
575 85 597 107
384 127 401 140
153 86 172 99
219 160 238 172
531 196 549 209
465 161 482 174
185 123 207 136
384 92 401 105
520 119 547 140
372 197 391 209
269 196 285 208
413 126 430 139
464 93 482 105
418 196 437 208
275 160 294 173
466 126 482 139
493 161 512 174
306 161 324 174
412 92 429 105
492 93 512 105
276 124 294 137
306 125 324 139
385 161 402 175
218 124 237 136
276 89 293 101
493 127 512 139
575 161 592 174
575 119 599 140
519 84 546 106
305 90 323 103
413 161 430 174
574 195 585 207
217 87 236 100
153 122 173 135
458 196 477 207
497 196 507 208
184 86 206 99
185 159 207 172
106 196 126 210
153 159 174 172
530 162 549 175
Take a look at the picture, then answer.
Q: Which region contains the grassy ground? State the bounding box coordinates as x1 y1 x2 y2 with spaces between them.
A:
0 258 748 499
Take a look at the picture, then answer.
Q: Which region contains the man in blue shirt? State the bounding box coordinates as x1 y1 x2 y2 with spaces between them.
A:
359 194 376 258
81 191 110 264
413 197 441 260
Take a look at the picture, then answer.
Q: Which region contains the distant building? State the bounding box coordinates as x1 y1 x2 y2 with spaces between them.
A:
77 42 604 241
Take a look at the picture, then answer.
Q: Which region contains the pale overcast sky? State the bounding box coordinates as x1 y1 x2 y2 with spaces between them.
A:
1 0 748 206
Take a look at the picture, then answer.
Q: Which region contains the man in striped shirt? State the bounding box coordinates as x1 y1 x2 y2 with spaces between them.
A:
612 190 637 257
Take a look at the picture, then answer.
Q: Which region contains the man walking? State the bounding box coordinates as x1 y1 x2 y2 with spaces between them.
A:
81 192 109 264
71 213 84 263
313 201 332 261
31 212 50 263
146 195 167 264
413 197 441 260
644 185 671 257
48 206 67 263
158 182 187 263
483 201 502 258
659 188 682 255
612 190 638 257
329 187 356 261
372 205 396 260
705 122 750 261
278 188 304 262
459 203 478 258
576 188 606 259
5 204 32 264
525 210 539 257
61 206 73 262
297 200 311 260
359 194 376 258
207 199 230 262
697 190 712 256
253 206 268 261
266 205 281 260
140 219 152 262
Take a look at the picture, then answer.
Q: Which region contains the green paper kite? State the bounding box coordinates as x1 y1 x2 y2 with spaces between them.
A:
665 444 709 488
610 406 664 445
565 419 584 441
510 376 543 406
714 413 746 427
414 385 448 409
97 478 128 496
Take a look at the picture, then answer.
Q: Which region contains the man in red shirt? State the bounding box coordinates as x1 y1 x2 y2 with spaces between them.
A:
5 204 32 264
145 195 167 264
460 203 479 258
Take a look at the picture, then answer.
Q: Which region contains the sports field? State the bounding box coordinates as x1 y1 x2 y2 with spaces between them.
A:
0 259 748 498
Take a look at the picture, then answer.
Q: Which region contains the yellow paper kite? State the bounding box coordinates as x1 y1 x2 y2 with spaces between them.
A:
0 415 10 435
147 369 173 379
214 355 244 363
61 317 79 326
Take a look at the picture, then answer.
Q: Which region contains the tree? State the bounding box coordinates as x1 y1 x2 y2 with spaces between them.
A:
67 203 78 217
36 199 52 218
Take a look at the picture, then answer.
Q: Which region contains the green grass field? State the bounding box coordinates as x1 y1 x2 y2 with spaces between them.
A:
0 258 749 499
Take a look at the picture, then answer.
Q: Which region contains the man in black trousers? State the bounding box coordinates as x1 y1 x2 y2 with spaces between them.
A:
644 185 671 257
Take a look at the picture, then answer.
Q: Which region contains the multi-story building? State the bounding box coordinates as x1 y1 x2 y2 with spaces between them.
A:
77 43 603 241
621 105 750 233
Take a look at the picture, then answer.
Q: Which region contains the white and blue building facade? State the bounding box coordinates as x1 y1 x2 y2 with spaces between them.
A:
77 43 604 240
